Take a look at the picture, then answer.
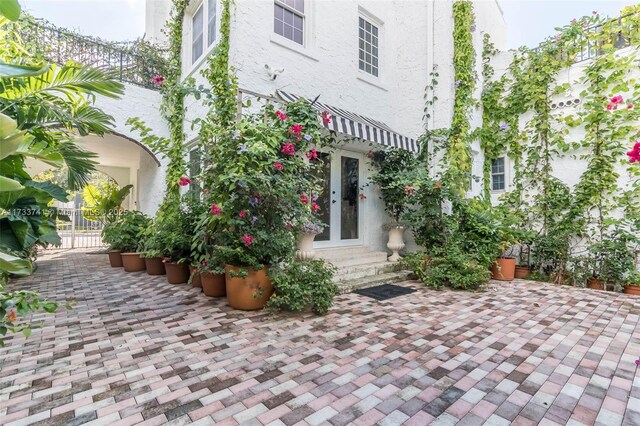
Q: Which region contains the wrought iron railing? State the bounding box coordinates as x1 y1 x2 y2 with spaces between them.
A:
532 11 640 63
17 19 168 90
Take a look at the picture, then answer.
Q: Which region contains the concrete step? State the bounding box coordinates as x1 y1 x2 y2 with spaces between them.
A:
337 270 413 294
315 246 384 260
332 261 404 283
322 251 388 268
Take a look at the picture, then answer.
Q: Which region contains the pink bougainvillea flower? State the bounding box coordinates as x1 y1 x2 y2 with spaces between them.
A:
359 193 367 200
555 34 562 41
239 211 247 218
202 188 210 194
300 194 309 204
151 75 164 85
607 102 617 111
592 10 598 14
285 223 293 229
201 259 207 266
627 142 640 163
290 124 303 136
635 359 640 366
178 176 192 186
312 202 320 212
210 204 222 215
281 142 296 156
241 234 254 247
275 110 289 120
274 161 284 171
404 185 416 196
611 95 624 104
627 104 634 110
306 148 319 160
321 110 332 125
570 18 576 24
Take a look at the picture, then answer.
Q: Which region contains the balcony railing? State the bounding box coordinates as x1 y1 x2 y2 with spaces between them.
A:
17 19 168 90
532 11 640 63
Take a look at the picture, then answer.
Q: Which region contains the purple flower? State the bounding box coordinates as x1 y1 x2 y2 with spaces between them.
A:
232 130 240 139
237 181 246 188
251 215 258 223
636 359 640 366
249 197 260 206
454 81 461 89
304 134 312 141
238 144 248 153
499 122 509 131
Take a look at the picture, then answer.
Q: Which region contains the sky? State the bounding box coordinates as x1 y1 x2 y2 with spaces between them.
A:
18 0 637 48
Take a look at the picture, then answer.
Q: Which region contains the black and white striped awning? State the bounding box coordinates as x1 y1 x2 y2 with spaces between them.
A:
277 90 419 153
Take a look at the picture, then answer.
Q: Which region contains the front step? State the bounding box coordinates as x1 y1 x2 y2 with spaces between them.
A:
337 270 414 294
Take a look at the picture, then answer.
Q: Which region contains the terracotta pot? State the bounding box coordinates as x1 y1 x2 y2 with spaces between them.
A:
587 278 605 290
202 272 226 297
387 226 405 262
296 232 317 260
121 253 146 272
191 268 202 288
623 285 640 296
514 266 530 279
108 250 123 267
491 257 516 281
165 262 190 284
143 257 165 275
225 265 273 310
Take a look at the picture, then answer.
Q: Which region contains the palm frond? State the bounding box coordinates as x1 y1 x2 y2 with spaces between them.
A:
57 140 98 191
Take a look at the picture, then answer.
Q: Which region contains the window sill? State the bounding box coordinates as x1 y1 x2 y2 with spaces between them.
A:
270 35 319 62
357 72 388 92
183 42 218 80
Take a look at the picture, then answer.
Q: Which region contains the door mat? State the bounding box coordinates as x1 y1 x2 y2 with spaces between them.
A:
354 284 416 301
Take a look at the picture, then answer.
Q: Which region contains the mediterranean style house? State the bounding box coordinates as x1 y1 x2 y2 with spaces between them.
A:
140 0 507 256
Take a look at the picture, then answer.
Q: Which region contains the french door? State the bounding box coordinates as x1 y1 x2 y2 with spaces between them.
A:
313 150 364 248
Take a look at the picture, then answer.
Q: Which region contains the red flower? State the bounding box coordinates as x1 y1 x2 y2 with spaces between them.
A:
434 182 442 189
322 110 332 124
281 143 296 156
627 104 634 110
239 211 247 218
290 124 303 136
627 142 640 163
275 110 289 120
285 223 293 229
210 204 222 215
607 102 617 111
300 194 309 204
241 234 254 247
611 95 624 104
306 148 318 160
312 202 319 212
274 161 284 171
404 185 415 196
151 75 164 85
178 176 192 186
201 259 207 266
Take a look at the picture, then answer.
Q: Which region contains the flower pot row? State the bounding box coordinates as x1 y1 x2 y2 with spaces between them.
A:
490 257 530 281
108 251 274 309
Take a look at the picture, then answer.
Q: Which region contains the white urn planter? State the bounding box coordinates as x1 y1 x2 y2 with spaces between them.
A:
296 232 317 260
387 226 405 262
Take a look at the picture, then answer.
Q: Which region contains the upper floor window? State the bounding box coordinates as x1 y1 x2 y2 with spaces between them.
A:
192 6 204 63
491 157 506 191
191 0 217 65
274 0 304 45
359 17 379 77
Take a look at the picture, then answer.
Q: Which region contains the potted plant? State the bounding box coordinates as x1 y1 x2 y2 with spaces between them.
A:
268 259 338 315
369 149 417 262
196 256 226 297
139 221 166 275
587 228 636 292
113 211 151 272
102 219 124 267
295 222 324 260
624 271 640 296
156 203 193 284
201 99 328 310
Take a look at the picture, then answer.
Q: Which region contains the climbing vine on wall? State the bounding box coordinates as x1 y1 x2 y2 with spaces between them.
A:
444 0 476 196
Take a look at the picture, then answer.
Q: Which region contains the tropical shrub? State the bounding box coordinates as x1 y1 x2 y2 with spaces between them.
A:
268 259 338 315
370 148 418 223
102 210 150 253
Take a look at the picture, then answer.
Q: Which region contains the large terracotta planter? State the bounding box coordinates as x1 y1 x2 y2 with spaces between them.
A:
202 272 226 297
514 266 530 279
491 257 516 281
165 262 190 284
225 265 273 310
191 268 202 288
624 285 640 296
121 252 146 272
387 226 405 262
144 257 166 275
296 232 317 260
108 250 123 267
587 278 605 290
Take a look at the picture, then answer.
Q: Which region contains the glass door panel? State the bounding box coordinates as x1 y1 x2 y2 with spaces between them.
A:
340 156 359 240
312 153 331 241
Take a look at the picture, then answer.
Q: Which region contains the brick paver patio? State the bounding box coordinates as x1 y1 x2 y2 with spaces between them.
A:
1 249 639 426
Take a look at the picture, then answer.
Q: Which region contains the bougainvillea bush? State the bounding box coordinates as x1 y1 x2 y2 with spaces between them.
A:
202 99 332 268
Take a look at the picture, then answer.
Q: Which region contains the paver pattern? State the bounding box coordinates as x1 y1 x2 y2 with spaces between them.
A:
1 249 640 426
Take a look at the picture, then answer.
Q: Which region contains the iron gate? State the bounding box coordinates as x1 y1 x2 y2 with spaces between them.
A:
54 208 106 249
